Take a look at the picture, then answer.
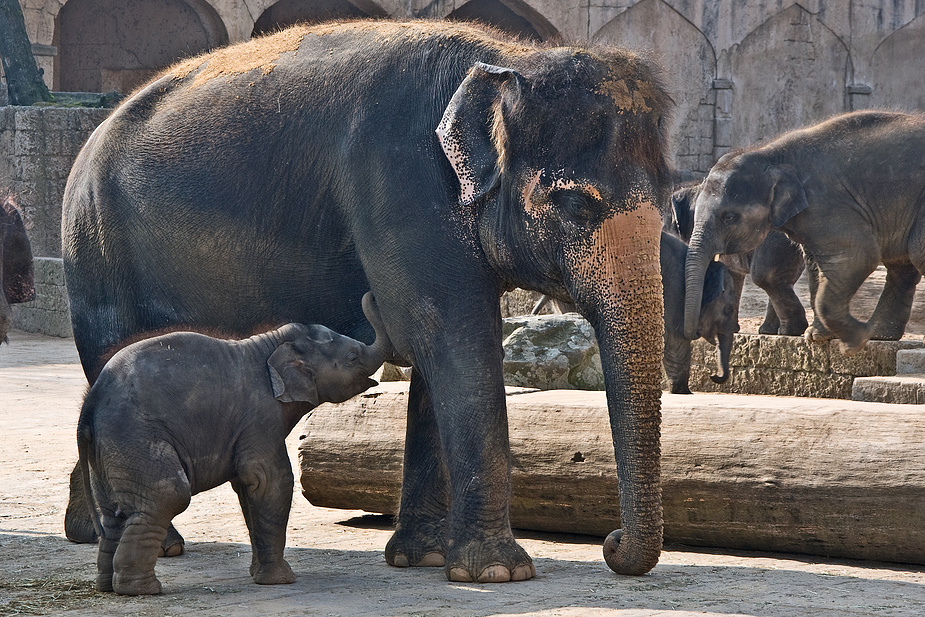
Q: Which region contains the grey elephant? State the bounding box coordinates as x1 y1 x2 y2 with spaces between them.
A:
683 110 924 352
670 184 806 336
62 21 674 579
535 231 736 394
660 231 737 393
0 197 35 342
77 292 391 595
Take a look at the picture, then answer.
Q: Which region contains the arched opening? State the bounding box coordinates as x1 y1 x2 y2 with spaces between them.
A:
447 0 558 42
52 0 228 94
252 0 386 38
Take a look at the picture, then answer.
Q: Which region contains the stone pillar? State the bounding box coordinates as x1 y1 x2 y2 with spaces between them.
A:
847 83 872 112
712 78 734 163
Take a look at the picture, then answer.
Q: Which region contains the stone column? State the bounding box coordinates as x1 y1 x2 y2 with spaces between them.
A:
711 78 734 163
846 83 872 112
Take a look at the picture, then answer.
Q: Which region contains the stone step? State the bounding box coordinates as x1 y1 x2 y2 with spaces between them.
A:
852 374 925 404
897 348 925 375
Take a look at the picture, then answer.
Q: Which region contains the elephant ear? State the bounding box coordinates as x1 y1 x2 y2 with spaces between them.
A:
767 165 808 227
670 185 698 241
701 260 727 307
436 62 523 206
267 342 320 406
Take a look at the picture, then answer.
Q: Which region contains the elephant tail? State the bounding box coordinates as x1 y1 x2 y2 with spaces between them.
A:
76 420 103 541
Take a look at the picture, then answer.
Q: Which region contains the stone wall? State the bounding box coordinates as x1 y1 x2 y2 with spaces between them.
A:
11 0 925 178
0 106 110 258
11 257 71 338
689 335 925 399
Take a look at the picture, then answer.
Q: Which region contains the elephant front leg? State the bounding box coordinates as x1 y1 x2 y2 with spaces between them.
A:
868 263 921 340
385 370 450 568
232 454 296 585
808 255 878 353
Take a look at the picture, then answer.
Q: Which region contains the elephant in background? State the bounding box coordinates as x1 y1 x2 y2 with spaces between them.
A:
79 293 391 595
0 197 35 343
670 184 806 337
534 231 737 394
660 232 737 393
62 21 674 580
683 110 925 352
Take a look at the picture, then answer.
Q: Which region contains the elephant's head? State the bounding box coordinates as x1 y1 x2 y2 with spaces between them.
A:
683 151 807 340
438 49 672 575
0 197 35 343
269 292 391 408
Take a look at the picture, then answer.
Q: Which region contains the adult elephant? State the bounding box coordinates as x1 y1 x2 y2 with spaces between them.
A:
61 22 673 580
0 197 35 342
683 111 924 352
670 184 806 336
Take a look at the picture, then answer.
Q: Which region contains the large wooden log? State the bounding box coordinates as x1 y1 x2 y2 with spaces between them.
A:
298 382 925 565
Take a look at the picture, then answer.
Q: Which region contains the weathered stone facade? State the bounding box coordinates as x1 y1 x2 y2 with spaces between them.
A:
5 0 925 178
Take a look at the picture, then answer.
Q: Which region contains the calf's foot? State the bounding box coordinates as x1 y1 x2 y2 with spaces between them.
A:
160 524 185 557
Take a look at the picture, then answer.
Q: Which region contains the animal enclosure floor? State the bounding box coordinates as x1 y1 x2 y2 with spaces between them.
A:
1 330 924 616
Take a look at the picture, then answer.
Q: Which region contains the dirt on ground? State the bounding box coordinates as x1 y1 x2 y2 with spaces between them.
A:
2 271 925 616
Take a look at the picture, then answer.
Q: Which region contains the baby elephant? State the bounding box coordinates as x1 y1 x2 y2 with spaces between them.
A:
77 292 391 595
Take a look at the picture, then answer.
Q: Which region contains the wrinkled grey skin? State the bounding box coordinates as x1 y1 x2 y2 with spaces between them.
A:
77 293 391 595
535 232 736 394
684 111 925 352
670 184 806 336
0 198 35 342
660 232 738 394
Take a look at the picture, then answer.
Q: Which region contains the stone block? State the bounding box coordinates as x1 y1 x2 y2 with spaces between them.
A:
852 376 925 404
897 349 925 375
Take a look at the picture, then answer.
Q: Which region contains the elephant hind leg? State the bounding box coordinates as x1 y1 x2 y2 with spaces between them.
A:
111 513 169 595
869 263 921 340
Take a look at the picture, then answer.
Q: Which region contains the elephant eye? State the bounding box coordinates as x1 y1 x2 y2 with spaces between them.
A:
345 350 359 366
721 212 738 225
551 189 595 223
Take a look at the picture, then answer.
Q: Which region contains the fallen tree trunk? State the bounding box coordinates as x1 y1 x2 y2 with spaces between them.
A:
298 382 925 565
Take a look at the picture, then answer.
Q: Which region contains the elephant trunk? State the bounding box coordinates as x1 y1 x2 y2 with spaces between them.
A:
568 206 663 576
360 291 393 373
683 233 720 341
710 330 734 384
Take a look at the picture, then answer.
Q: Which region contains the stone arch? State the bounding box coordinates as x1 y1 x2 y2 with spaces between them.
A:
729 4 849 148
868 13 925 111
446 0 558 42
593 0 716 177
252 0 387 37
52 0 228 93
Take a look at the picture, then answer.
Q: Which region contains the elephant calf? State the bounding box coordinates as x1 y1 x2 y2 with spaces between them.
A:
77 293 391 595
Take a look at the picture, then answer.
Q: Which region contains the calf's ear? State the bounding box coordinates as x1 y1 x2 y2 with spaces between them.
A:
436 62 523 206
268 343 320 406
701 260 727 307
768 165 808 227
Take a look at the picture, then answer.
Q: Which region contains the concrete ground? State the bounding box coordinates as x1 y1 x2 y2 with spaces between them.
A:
2 330 924 616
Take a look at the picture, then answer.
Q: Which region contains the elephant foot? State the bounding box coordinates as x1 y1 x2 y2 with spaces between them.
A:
65 464 98 544
870 323 906 341
159 524 185 557
445 533 535 583
112 572 162 596
251 559 295 585
804 321 833 345
385 517 447 568
95 572 114 593
669 383 692 395
64 505 99 544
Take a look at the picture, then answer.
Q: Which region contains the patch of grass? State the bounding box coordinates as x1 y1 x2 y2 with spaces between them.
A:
0 577 104 616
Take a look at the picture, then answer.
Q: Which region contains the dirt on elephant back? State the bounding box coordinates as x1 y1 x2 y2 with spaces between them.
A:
2 265 925 616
